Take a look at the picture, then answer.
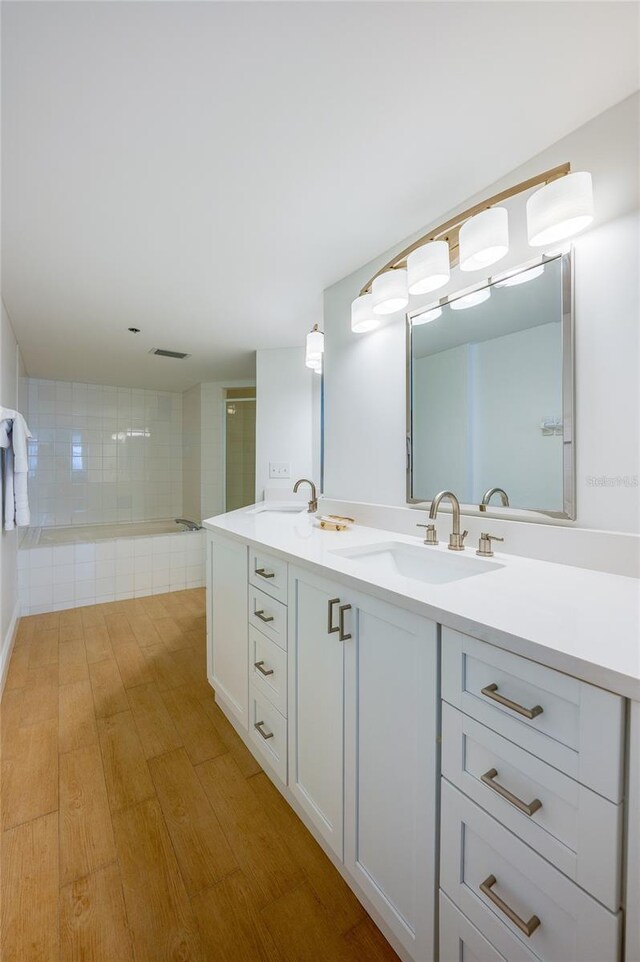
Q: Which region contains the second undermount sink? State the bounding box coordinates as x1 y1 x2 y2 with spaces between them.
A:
331 541 504 585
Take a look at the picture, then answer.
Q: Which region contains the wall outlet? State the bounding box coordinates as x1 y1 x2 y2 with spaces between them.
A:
269 461 291 479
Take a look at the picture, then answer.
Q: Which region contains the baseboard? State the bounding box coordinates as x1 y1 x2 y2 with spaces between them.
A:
0 601 21 698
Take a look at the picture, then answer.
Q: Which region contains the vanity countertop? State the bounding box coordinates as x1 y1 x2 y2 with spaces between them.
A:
203 505 640 700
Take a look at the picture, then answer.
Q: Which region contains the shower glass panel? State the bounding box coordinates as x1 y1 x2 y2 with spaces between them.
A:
225 388 256 511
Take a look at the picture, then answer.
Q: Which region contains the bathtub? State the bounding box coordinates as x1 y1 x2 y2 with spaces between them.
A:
23 518 195 546
19 519 205 615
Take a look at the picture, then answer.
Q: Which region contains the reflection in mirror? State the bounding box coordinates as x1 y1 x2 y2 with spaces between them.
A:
408 253 573 517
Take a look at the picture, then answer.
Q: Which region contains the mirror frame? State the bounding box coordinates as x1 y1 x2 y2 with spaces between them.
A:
405 250 575 520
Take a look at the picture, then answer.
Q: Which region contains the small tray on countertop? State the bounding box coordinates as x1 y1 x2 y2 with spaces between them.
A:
317 514 355 532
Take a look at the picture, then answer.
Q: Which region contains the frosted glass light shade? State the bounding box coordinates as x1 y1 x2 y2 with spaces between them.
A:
459 207 509 272
372 269 409 315
411 306 442 326
351 294 380 333
527 172 593 246
305 326 324 362
306 356 322 371
407 241 450 295
449 287 491 311
494 264 544 288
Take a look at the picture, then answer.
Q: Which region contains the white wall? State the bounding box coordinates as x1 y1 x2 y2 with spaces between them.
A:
255 348 316 501
1 302 23 681
323 93 640 535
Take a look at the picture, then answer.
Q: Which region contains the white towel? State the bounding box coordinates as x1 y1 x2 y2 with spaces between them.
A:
0 408 33 530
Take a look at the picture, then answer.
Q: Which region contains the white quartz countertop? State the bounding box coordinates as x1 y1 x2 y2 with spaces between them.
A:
204 505 640 700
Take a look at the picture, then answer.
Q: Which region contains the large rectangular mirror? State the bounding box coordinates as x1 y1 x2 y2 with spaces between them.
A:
407 251 574 518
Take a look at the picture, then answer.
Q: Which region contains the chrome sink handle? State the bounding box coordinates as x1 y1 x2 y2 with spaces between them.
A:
417 523 438 545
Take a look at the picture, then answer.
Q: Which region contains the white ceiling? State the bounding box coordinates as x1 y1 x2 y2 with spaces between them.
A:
2 1 638 392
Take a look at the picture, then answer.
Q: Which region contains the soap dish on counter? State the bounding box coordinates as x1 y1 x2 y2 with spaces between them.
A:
318 514 354 532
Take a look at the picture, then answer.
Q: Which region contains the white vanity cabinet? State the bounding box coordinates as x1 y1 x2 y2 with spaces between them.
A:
207 532 249 728
288 565 439 961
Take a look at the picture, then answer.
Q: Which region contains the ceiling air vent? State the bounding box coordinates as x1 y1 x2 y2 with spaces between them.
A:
150 348 191 359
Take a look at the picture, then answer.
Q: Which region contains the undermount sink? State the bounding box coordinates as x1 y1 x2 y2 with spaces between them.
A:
248 503 306 515
331 541 503 585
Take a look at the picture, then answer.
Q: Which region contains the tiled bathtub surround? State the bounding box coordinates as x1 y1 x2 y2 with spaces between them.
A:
18 529 205 615
25 378 183 527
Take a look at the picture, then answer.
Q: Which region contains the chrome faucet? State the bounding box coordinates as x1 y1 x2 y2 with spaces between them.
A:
428 491 468 551
479 487 510 512
293 478 318 514
175 518 202 531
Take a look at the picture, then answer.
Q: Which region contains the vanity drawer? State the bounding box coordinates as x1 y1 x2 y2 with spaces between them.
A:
440 780 621 962
441 703 623 910
249 548 288 604
441 628 625 802
248 585 288 650
440 892 530 962
250 626 287 716
249 685 287 784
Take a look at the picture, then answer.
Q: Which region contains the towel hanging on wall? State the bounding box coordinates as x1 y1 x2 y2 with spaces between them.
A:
0 407 33 530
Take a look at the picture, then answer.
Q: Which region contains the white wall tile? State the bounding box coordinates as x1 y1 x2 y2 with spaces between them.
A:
26 377 184 527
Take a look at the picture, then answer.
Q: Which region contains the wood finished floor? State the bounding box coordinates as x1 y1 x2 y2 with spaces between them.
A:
0 588 401 962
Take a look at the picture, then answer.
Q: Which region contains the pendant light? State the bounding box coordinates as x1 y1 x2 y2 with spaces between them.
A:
305 324 324 371
372 268 409 315
527 171 593 246
459 207 509 272
407 240 450 295
351 293 380 333
449 287 491 311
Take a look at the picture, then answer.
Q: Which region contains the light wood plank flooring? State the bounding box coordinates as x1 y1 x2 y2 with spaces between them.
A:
1 589 401 962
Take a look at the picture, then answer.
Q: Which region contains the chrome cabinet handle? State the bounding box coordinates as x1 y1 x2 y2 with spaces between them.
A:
254 721 274 740
481 768 542 817
479 875 540 938
327 598 340 634
254 609 274 623
481 683 543 720
254 660 274 677
339 604 352 641
255 567 275 579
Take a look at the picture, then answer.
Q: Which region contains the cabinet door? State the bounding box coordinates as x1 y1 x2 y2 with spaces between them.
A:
288 567 347 859
345 590 438 962
207 533 248 728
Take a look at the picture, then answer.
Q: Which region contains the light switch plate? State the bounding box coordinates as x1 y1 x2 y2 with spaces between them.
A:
269 461 291 479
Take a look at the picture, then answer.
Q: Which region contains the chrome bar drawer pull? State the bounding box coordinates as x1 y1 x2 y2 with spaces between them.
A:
254 721 274 740
481 768 542 817
254 660 274 677
327 598 340 634
481 683 543 720
479 875 540 937
339 604 352 642
254 609 274 624
255 567 276 579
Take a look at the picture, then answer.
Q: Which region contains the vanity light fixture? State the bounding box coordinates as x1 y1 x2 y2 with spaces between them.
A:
449 287 491 311
351 293 380 333
353 162 593 333
305 324 324 372
372 268 409 315
411 306 442 325
407 240 450 295
459 207 509 272
526 171 593 247
494 263 545 288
